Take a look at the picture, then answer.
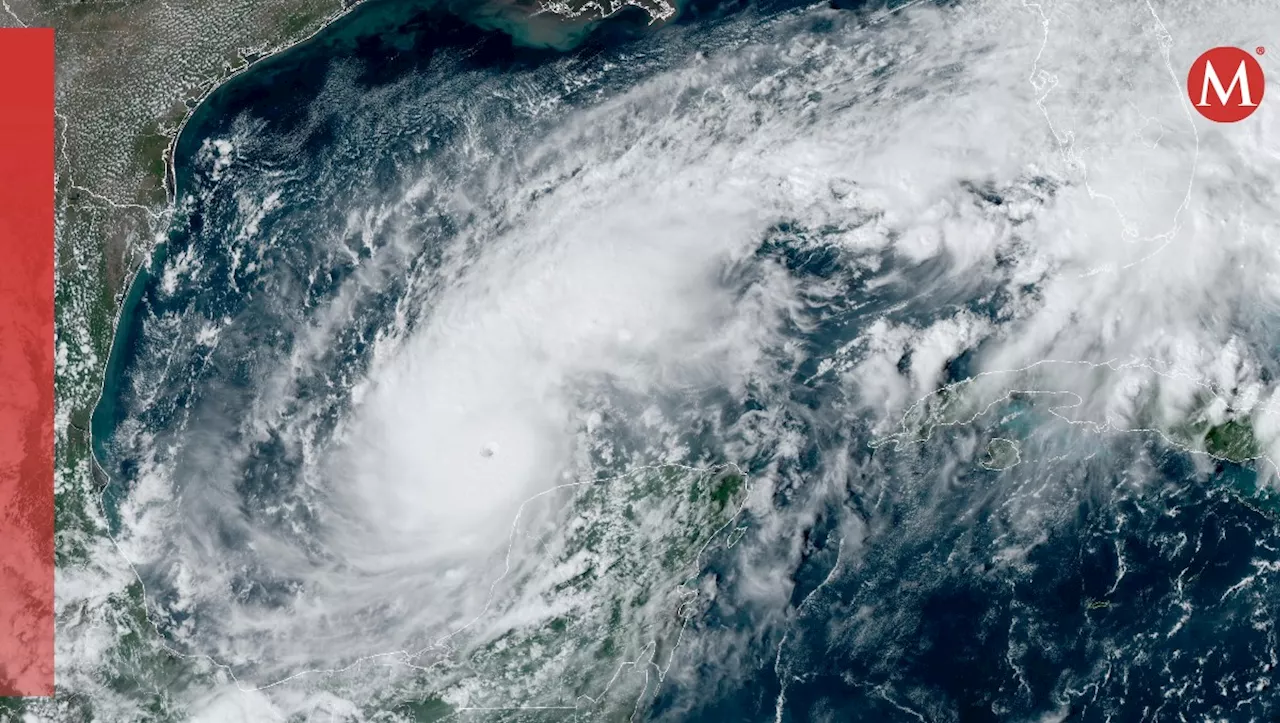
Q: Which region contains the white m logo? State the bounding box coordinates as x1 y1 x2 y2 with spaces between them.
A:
1198 59 1258 107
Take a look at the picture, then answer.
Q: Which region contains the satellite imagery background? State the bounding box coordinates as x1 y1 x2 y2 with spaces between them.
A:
3 0 1280 720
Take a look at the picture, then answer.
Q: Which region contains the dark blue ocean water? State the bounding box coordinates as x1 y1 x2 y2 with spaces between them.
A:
90 0 1280 719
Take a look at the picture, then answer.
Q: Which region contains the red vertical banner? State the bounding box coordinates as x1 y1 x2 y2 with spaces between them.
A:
0 28 55 696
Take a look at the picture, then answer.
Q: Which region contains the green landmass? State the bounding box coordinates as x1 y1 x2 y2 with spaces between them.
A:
980 438 1020 471
407 465 748 718
1203 419 1261 462
1171 414 1262 464
389 696 454 722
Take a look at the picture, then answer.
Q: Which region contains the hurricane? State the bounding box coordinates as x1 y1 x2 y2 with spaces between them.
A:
92 0 1280 719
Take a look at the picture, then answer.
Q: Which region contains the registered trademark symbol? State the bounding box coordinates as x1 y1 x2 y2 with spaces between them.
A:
1257 46 1266 55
